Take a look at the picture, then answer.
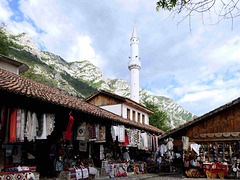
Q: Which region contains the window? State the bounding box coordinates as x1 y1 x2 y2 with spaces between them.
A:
132 111 136 121
138 113 141 123
127 108 130 119
142 114 145 124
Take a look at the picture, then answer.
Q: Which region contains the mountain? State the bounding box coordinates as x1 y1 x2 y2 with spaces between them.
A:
0 26 197 128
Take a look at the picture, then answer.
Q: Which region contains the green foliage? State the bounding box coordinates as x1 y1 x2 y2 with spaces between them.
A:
49 64 55 69
156 0 187 11
144 101 171 132
60 72 97 97
41 56 48 61
0 28 11 55
21 68 57 88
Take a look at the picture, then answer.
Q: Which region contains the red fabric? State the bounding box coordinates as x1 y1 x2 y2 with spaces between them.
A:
64 115 74 140
9 109 17 143
121 134 129 146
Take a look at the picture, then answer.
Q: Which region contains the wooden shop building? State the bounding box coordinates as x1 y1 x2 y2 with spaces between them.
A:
158 96 240 178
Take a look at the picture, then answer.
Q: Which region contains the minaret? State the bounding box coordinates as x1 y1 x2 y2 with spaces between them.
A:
128 22 141 103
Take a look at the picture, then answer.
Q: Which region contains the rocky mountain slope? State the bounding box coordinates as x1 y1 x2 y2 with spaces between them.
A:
0 26 197 128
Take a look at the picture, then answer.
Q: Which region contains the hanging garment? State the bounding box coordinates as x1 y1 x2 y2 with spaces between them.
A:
152 136 155 152
141 133 148 150
167 138 174 151
64 115 74 140
16 109 21 141
138 134 144 150
118 125 125 142
77 122 86 140
46 114 55 136
133 129 138 147
160 144 167 156
129 130 135 146
31 112 39 142
90 124 96 140
9 109 17 143
156 136 158 152
121 131 129 146
24 110 27 138
182 136 189 150
36 114 47 139
26 111 33 141
19 109 25 142
190 143 201 155
95 123 99 140
98 125 106 142
111 125 119 142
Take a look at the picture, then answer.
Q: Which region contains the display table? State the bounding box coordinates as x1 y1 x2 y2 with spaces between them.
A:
203 163 227 177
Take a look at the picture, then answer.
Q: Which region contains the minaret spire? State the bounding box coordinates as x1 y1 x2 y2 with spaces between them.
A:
128 22 141 103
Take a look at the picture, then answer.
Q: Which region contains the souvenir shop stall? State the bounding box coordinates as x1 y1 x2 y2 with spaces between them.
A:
59 121 161 179
98 125 160 178
158 97 240 179
157 137 182 173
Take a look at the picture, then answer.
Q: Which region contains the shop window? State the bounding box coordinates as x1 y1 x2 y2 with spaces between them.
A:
142 114 145 124
127 108 130 119
132 111 136 121
138 113 141 123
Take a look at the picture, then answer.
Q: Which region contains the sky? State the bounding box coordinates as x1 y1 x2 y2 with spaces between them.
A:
1 0 240 116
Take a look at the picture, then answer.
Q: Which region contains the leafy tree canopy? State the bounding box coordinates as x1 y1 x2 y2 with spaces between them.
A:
156 0 240 28
144 101 171 132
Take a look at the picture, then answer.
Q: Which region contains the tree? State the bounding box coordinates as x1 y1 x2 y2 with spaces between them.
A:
156 0 240 28
0 28 10 55
144 101 171 132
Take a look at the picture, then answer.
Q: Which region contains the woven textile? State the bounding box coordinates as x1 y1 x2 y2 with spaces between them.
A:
118 125 125 142
77 122 86 141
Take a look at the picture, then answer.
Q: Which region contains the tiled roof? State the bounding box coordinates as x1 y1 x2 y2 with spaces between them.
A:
159 96 240 139
0 68 164 134
85 89 154 114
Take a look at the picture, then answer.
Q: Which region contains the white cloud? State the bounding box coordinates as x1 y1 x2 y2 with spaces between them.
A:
178 88 240 115
0 0 13 22
65 35 107 68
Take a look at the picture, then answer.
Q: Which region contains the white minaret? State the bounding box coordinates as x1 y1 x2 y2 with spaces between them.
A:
128 22 141 103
